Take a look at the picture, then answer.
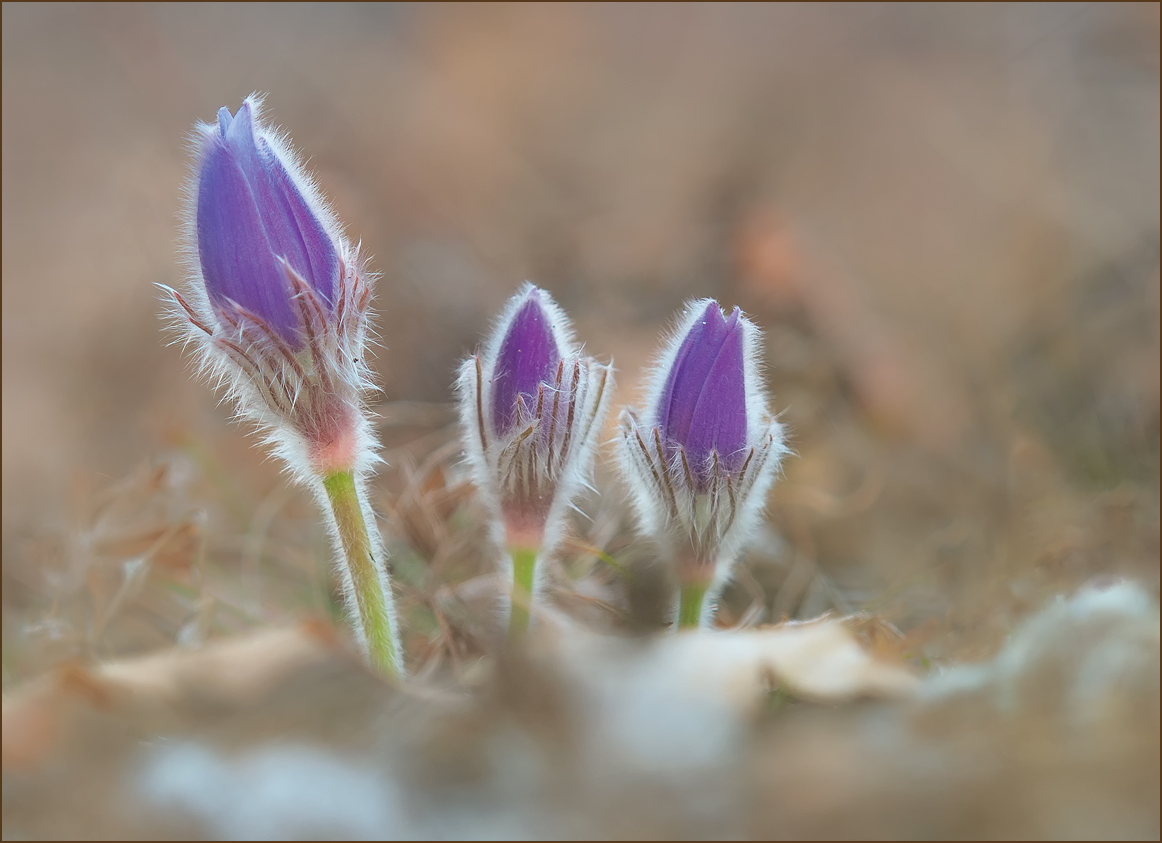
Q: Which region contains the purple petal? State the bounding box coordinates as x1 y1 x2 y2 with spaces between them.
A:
196 137 300 345
223 104 338 307
490 289 561 438
216 107 233 135
656 301 729 445
684 308 748 469
258 138 339 306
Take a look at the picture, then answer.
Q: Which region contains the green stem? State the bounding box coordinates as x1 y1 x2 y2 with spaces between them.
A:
322 469 400 678
508 546 538 638
677 581 708 629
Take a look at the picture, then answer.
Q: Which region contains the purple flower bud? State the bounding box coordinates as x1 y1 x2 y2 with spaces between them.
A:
168 97 402 677
490 289 562 439
459 284 613 542
656 302 748 477
195 99 340 348
166 95 377 478
617 299 787 621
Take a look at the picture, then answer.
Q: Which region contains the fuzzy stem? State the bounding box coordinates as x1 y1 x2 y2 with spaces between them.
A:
677 581 708 629
322 469 401 678
508 545 538 638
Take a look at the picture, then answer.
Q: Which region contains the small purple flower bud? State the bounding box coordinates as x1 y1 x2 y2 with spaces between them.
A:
459 283 614 569
656 302 749 478
195 99 340 348
490 289 562 439
165 95 377 478
617 299 787 623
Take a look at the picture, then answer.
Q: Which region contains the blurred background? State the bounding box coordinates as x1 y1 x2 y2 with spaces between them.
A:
4 0 1158 662
4 0 1160 656
2 3 1158 837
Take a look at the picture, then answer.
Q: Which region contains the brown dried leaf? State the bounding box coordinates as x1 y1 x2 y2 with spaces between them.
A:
544 614 921 721
1 623 350 772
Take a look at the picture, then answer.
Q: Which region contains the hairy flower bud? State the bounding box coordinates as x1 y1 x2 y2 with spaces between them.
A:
458 285 614 622
164 95 375 479
163 95 402 675
617 300 787 626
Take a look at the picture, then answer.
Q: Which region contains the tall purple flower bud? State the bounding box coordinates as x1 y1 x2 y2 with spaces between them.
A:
617 300 786 628
458 284 614 633
164 95 373 478
162 95 402 676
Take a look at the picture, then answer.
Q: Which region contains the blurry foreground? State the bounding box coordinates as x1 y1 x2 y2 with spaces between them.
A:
3 581 1158 838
